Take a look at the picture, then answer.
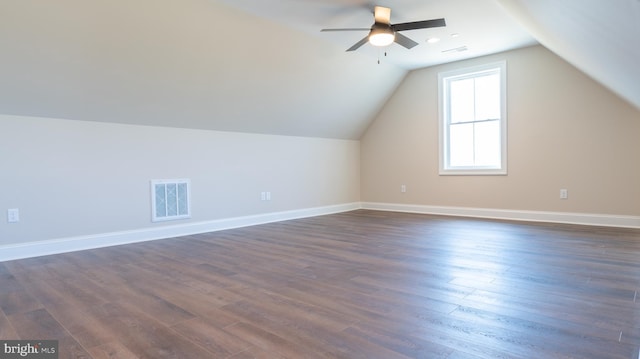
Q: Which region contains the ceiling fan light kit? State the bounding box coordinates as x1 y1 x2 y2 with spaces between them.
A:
369 25 395 47
321 5 446 52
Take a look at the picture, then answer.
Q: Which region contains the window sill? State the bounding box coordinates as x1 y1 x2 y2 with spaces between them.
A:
439 169 507 176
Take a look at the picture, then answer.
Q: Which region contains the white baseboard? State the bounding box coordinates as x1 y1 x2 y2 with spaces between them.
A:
361 202 640 229
3 202 638 262
0 202 361 262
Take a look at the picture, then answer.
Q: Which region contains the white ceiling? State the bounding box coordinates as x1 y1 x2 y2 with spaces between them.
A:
496 0 640 112
0 0 637 140
215 0 538 70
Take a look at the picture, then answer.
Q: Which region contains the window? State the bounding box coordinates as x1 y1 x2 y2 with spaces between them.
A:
151 179 191 222
438 61 507 175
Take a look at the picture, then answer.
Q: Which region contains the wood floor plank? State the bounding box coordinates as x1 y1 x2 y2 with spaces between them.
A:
0 263 45 318
232 287 354 332
2 210 640 358
448 305 636 358
8 308 70 340
227 346 289 359
88 342 139 359
0 308 19 338
86 302 214 359
223 321 326 359
170 317 253 357
17 277 117 349
57 336 93 359
0 289 43 315
342 325 453 358
7 308 94 359
220 300 348 358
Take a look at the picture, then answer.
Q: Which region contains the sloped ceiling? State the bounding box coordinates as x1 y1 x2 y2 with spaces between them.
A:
0 0 406 139
496 0 640 111
0 0 635 141
216 0 537 70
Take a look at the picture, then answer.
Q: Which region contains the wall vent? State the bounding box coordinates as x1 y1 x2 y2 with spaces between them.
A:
151 179 191 222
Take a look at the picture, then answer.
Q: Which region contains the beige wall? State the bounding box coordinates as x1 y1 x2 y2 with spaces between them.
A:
361 45 640 216
0 115 360 246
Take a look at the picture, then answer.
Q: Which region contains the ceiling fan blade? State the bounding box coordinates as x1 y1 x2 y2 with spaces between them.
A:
394 32 419 49
321 28 370 32
374 6 391 25
346 36 370 52
392 18 446 32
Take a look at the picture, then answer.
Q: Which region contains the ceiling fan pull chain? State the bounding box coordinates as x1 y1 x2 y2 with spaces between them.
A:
377 49 388 65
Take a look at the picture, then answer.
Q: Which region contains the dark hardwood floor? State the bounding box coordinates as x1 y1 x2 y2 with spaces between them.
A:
2 210 640 358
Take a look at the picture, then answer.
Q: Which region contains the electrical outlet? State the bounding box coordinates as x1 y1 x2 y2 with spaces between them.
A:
7 208 19 223
560 189 568 200
401 185 406 193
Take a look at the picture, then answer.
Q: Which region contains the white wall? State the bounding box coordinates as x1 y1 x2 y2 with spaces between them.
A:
361 45 640 219
0 115 360 247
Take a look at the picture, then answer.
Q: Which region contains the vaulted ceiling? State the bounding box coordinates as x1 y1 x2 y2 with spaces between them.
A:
0 0 637 140
496 0 640 114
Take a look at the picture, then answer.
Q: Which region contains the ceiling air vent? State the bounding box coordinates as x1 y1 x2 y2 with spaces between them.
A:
442 45 468 53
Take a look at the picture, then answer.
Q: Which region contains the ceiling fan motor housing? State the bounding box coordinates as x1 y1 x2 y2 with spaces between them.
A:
369 22 395 47
320 6 446 52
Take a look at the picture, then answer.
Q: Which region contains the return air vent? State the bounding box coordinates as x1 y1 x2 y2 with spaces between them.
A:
151 179 191 222
442 45 468 53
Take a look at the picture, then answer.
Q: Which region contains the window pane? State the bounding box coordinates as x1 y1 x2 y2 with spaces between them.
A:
449 123 474 167
474 73 500 121
450 78 474 124
474 120 501 167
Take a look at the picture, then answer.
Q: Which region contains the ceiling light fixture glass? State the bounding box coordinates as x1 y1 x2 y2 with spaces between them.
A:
369 25 395 47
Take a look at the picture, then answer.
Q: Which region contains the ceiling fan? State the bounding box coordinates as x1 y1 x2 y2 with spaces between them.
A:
321 6 446 51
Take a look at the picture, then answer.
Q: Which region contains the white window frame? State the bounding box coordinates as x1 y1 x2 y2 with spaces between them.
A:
438 61 507 175
151 179 191 222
